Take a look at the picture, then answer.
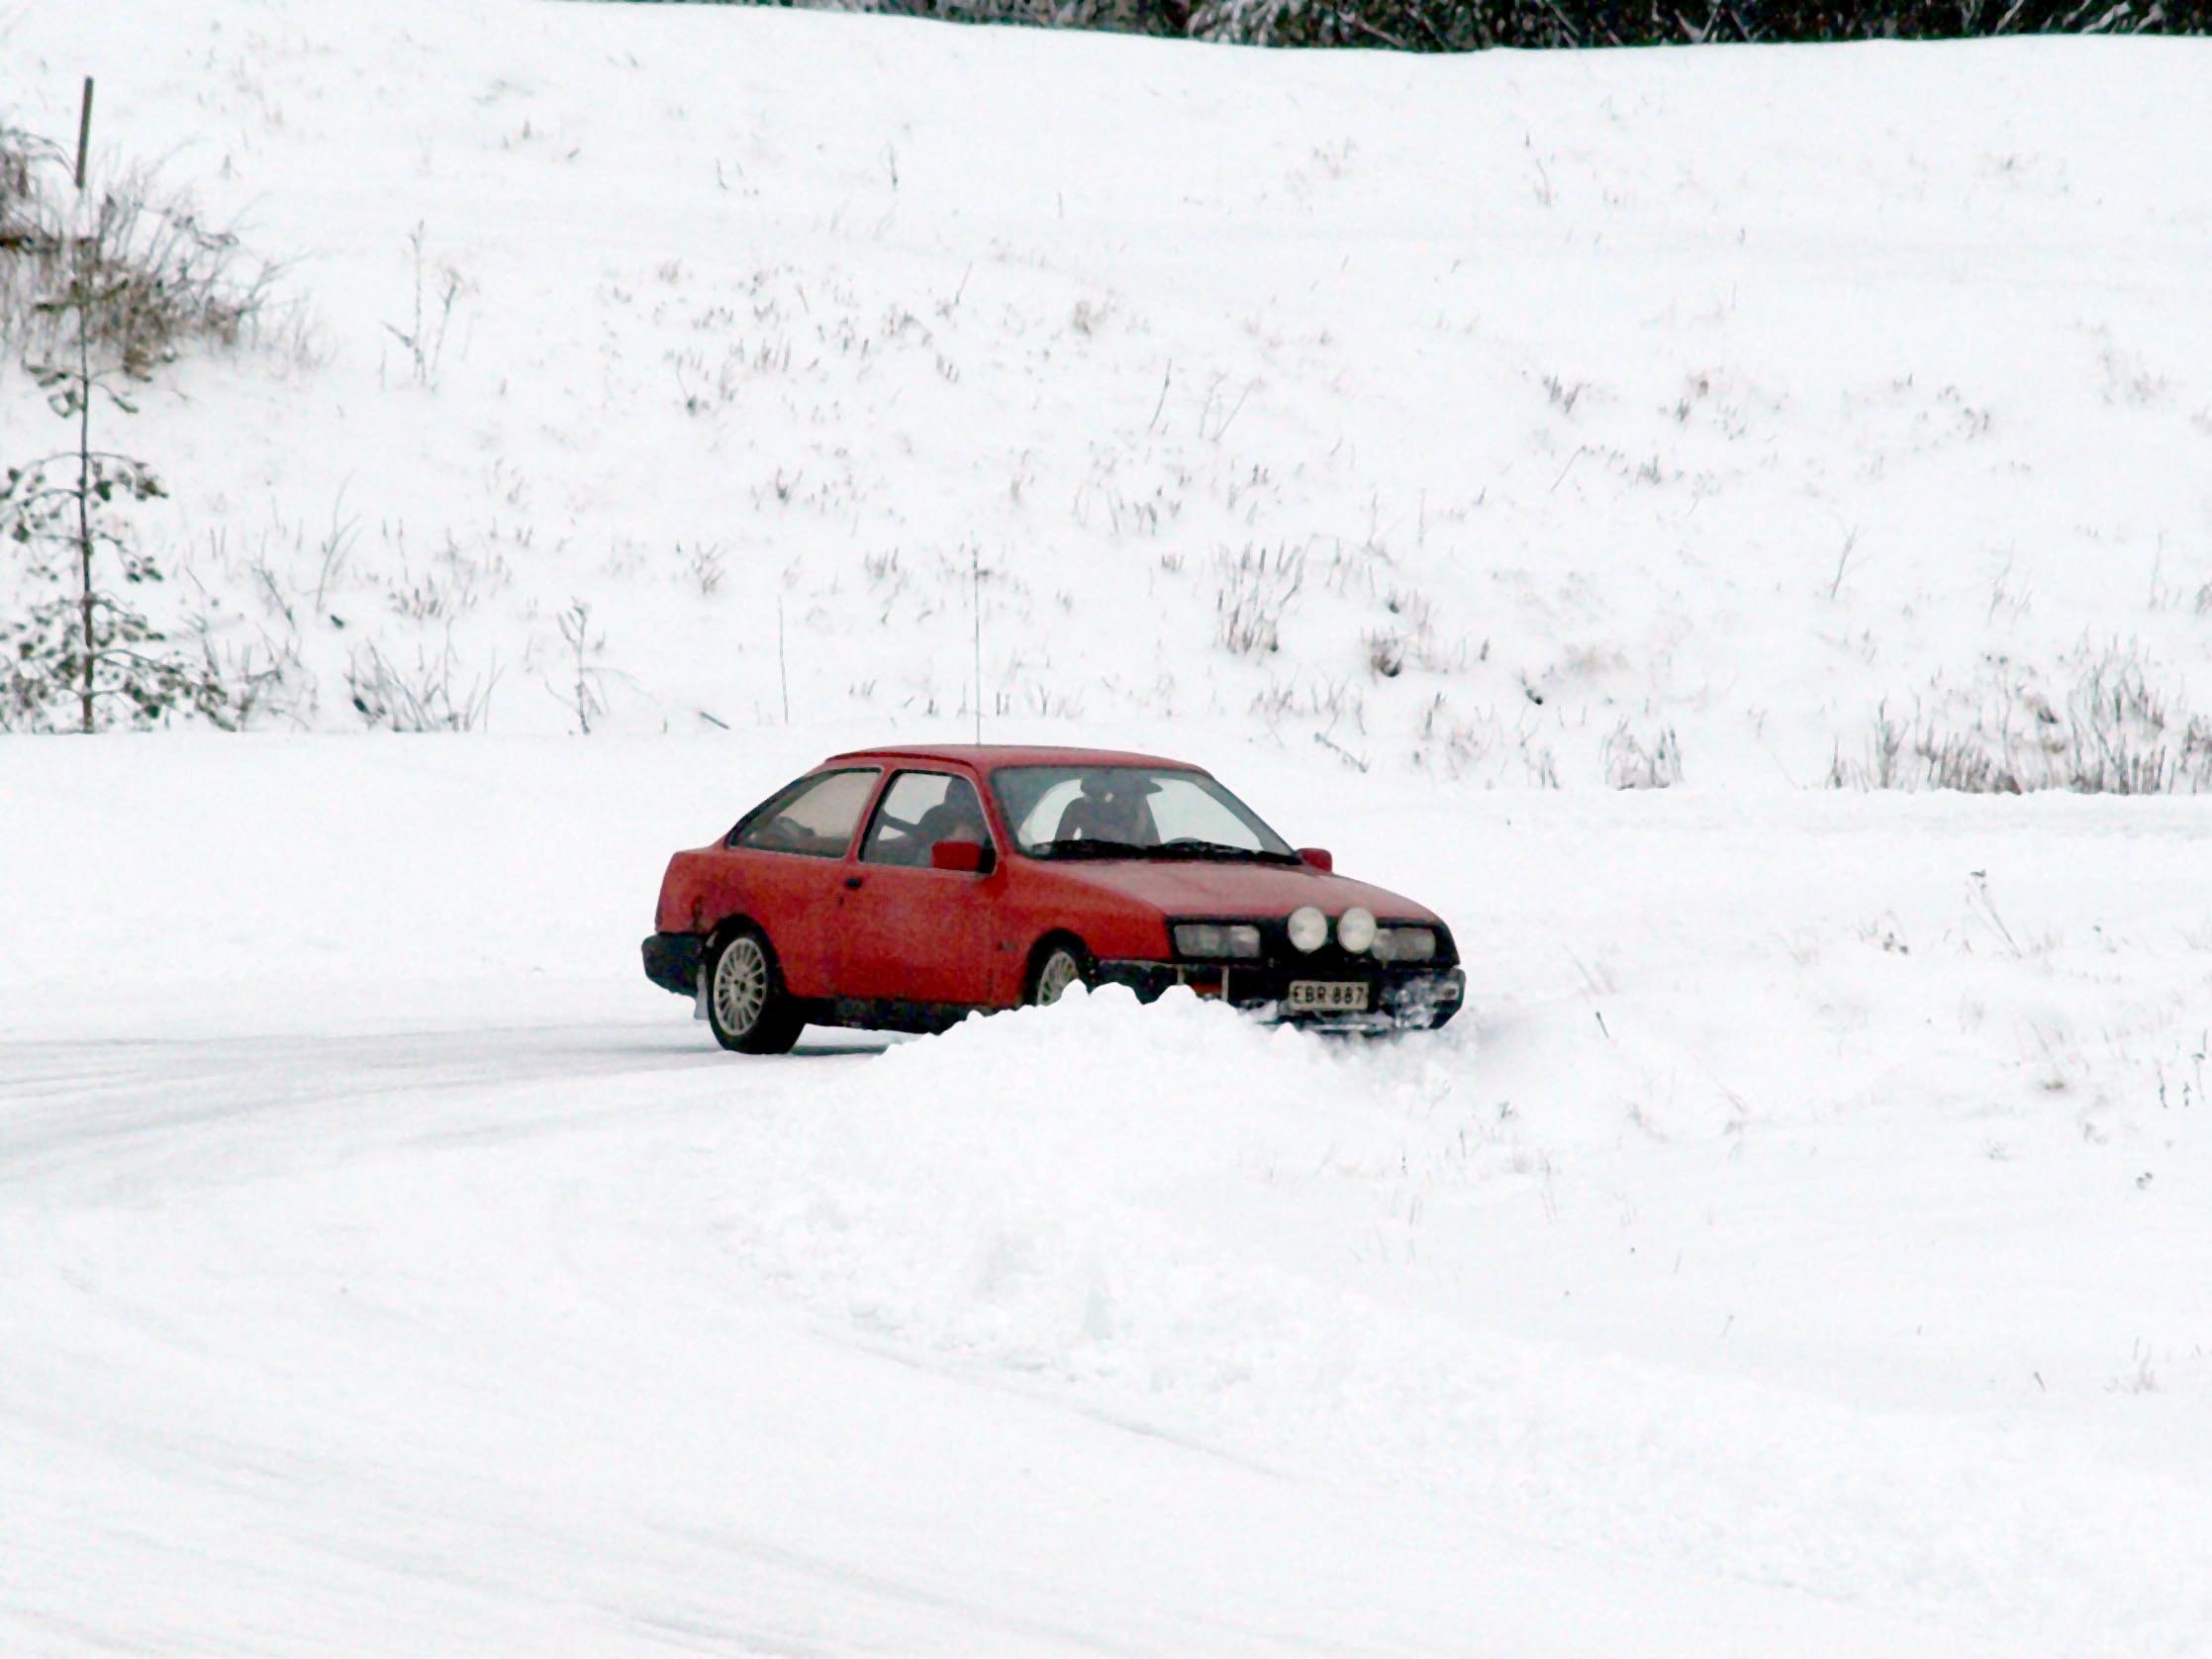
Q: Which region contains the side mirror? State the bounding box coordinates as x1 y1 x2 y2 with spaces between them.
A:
930 838 991 874
1298 846 1333 872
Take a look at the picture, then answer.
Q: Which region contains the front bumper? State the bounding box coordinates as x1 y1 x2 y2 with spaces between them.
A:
642 931 706 997
1094 957 1465 1031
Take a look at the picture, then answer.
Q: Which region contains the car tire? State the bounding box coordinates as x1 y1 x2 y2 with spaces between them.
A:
704 925 805 1054
1025 938 1092 1008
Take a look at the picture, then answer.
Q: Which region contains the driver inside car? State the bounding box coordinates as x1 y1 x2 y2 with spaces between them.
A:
1052 773 1158 846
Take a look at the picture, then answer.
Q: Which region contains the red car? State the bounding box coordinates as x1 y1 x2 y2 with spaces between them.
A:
641 744 1465 1052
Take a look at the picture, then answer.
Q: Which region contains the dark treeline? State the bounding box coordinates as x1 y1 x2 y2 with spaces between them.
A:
626 0 2205 48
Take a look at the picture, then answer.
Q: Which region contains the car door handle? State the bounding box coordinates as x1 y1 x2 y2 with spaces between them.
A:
844 875 865 890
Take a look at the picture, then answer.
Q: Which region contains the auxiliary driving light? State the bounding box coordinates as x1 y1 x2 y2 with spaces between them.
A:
1337 907 1378 953
1287 906 1328 953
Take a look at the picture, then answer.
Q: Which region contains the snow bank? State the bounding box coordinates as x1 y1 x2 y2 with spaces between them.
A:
709 984 2211 1654
724 985 1395 1370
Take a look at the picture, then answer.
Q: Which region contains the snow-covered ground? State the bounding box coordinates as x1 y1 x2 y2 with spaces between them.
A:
4 736 2209 1655
6 1 2212 1653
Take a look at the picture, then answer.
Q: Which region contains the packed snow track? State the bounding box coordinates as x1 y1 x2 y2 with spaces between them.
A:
0 1010 1951 1658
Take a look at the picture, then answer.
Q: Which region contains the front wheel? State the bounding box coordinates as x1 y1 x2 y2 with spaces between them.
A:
705 926 805 1054
1026 940 1091 1007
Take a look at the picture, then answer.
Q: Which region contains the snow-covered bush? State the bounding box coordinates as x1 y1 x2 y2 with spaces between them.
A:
1190 0 2208 48
1828 648 2212 796
697 0 1190 32
0 125 273 380
631 0 2210 46
343 640 500 732
2 124 289 731
1 286 225 732
1603 720 1683 789
1214 542 1305 657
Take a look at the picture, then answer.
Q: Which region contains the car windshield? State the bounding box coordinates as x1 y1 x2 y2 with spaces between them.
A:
990 765 1298 862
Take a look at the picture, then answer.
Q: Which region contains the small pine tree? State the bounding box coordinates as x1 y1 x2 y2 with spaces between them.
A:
1 264 221 732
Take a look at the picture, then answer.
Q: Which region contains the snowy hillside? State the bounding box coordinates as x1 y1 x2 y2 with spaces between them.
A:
4 3 2209 780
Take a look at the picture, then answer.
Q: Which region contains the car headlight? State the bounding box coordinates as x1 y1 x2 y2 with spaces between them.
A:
1371 926 1437 963
1173 923 1263 959
1337 907 1377 953
1287 906 1328 953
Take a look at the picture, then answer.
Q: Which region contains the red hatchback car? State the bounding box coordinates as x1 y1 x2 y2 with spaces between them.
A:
641 744 1465 1052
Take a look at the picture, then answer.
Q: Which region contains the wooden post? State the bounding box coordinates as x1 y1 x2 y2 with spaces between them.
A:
73 76 96 732
73 77 93 192
777 596 789 725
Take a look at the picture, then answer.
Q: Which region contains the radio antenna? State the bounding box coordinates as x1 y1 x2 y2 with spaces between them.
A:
971 542 983 746
74 78 95 191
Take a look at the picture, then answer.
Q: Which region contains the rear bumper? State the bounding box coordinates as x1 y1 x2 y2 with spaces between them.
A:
1095 957 1465 1031
642 931 706 997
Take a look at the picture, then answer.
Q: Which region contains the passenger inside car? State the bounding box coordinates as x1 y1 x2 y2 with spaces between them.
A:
863 772 994 868
915 790 987 857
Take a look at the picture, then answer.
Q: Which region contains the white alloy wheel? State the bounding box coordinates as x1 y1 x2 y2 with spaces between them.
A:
1033 946 1084 1006
714 934 771 1036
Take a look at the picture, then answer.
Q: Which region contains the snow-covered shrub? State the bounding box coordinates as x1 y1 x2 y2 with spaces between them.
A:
547 599 612 734
721 0 1190 31
1214 542 1305 656
1410 692 1562 786
0 125 273 378
0 451 222 732
1361 588 1471 683
687 0 2212 45
385 223 465 392
0 259 234 732
1185 0 2206 45
1603 721 1683 789
1364 628 1406 679
344 640 500 732
1828 648 2212 795
2 120 292 732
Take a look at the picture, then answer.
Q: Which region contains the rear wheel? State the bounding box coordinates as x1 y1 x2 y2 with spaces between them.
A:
705 926 805 1054
1026 940 1091 1007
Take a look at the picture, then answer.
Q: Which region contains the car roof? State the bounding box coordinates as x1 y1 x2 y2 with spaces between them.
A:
821 743 1200 772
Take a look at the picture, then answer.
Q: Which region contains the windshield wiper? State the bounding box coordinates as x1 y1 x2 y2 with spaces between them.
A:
1027 837 1298 864
1026 838 1151 860
1138 840 1298 864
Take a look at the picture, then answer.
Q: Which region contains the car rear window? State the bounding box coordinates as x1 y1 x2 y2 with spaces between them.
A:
731 768 880 858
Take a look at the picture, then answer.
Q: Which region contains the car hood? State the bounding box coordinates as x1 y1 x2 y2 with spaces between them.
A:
1040 858 1442 925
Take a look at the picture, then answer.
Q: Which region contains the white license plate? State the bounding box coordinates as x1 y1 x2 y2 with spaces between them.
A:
1288 980 1369 1012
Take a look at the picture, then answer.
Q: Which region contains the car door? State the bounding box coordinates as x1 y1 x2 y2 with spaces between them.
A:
832 769 1001 1007
718 765 882 997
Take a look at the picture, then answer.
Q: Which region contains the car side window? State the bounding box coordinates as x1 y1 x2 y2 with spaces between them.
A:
861 771 993 868
732 768 880 858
